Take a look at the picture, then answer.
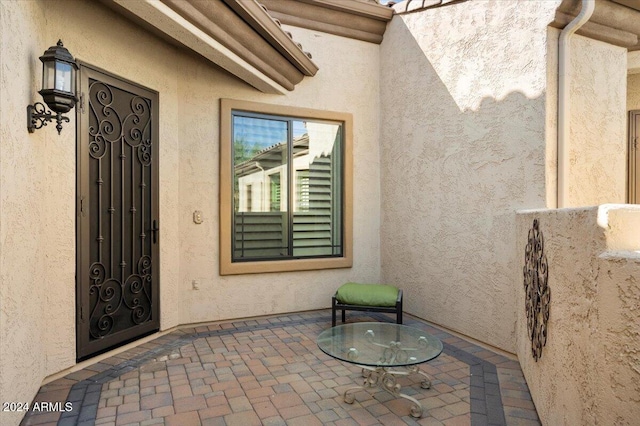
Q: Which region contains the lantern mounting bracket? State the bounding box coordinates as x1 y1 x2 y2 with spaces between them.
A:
26 40 78 136
27 102 70 135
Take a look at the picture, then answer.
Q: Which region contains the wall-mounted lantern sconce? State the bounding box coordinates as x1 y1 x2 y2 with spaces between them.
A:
27 40 78 135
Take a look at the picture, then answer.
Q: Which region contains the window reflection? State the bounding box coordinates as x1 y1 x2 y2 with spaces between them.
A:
232 114 343 261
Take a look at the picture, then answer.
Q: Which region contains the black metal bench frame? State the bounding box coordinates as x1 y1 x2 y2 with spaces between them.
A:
332 289 403 326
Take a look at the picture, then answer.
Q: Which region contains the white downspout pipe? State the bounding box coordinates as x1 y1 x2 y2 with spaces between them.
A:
557 0 595 208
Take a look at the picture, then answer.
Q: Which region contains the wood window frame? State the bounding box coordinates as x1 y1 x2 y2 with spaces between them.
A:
220 98 353 275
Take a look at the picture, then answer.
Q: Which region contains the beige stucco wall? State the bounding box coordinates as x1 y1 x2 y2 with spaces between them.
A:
566 35 627 206
177 26 381 324
0 2 51 425
629 51 640 74
1 1 183 422
0 1 381 423
516 206 640 425
379 0 560 352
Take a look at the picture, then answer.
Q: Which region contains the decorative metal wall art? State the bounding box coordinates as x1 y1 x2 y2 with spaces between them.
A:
523 219 551 361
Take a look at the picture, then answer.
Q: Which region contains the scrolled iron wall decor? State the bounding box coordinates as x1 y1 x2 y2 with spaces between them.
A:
523 219 551 361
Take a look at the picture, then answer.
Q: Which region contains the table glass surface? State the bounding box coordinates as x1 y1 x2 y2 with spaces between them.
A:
317 322 443 367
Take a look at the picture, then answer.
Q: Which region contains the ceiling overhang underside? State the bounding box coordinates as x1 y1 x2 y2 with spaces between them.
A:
104 0 320 94
102 0 393 93
553 0 640 51
259 0 393 44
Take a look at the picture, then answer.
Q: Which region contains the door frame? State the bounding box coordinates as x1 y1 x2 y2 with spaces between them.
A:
76 62 160 361
628 110 640 203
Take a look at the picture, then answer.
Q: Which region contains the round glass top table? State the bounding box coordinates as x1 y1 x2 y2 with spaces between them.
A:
317 322 443 418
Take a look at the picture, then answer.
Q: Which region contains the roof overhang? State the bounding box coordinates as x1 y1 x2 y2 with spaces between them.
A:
553 0 640 51
259 0 394 44
630 51 640 74
102 0 319 93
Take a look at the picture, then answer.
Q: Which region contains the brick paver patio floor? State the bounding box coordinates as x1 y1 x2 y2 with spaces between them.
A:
20 311 540 426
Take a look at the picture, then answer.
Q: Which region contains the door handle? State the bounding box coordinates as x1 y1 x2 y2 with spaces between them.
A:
151 220 159 244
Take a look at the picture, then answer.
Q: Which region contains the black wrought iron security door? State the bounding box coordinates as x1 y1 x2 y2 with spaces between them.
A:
76 65 159 361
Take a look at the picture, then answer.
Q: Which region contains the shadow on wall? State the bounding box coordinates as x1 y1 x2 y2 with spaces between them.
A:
379 16 549 353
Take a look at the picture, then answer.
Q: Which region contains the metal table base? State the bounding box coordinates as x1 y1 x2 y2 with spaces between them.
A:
343 365 433 418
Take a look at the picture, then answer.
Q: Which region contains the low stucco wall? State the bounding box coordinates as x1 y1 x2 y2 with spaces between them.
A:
516 205 640 425
0 1 381 423
379 0 560 352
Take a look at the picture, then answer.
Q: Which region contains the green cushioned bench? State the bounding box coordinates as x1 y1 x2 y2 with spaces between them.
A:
332 282 403 326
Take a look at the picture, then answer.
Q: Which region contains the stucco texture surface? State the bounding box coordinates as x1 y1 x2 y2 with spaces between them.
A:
1 2 51 424
0 0 381 418
1 0 183 418
178 25 381 324
379 1 559 352
567 36 627 206
516 206 640 426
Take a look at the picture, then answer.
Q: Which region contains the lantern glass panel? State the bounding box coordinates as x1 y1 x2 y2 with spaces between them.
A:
42 61 55 91
55 61 73 93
